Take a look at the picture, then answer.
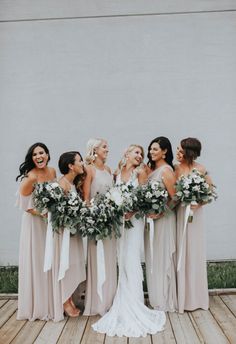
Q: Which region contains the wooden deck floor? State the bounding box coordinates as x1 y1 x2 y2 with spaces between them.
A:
0 295 236 344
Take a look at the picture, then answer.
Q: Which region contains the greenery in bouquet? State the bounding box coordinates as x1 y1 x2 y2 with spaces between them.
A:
174 169 217 205
33 181 65 215
51 190 84 235
109 183 138 229
78 193 120 240
134 180 169 219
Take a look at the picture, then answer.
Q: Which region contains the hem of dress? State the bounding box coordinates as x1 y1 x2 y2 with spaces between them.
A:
178 305 209 313
92 324 166 338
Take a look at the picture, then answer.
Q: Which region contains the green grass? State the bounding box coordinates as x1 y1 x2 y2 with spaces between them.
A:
207 261 236 289
1 261 236 293
0 266 18 293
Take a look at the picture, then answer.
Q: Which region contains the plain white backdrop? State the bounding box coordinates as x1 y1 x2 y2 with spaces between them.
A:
0 1 236 264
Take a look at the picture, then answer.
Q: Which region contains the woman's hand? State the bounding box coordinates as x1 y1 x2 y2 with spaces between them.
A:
190 203 202 210
147 213 164 220
125 212 135 220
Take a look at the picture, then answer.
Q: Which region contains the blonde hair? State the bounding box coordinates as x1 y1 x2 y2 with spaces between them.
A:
115 144 144 176
85 138 105 164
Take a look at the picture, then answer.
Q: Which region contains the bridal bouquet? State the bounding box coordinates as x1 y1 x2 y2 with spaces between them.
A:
134 180 169 219
174 169 217 222
109 183 138 228
51 190 84 235
33 182 65 215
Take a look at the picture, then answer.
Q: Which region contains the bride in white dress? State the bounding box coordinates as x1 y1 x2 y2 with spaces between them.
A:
92 145 166 337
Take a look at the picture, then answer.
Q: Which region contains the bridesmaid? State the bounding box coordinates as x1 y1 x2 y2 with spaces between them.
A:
16 142 56 320
83 138 117 316
144 137 178 312
175 137 212 313
52 151 86 321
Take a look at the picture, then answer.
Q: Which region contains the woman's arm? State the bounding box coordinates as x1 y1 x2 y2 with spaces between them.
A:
82 165 94 203
138 167 148 185
162 168 176 199
19 172 37 196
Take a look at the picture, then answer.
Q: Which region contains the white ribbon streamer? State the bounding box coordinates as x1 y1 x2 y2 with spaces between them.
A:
147 218 154 274
58 228 70 281
177 204 191 271
44 211 54 272
97 239 106 302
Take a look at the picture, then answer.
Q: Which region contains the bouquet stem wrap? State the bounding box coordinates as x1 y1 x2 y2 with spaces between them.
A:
146 218 154 274
58 228 70 281
97 239 106 302
177 204 191 271
44 211 54 272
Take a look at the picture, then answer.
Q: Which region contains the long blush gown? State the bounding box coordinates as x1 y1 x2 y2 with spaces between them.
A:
83 167 117 316
144 165 177 312
16 192 54 320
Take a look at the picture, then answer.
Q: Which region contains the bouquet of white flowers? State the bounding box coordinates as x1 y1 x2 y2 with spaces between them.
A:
51 190 84 235
134 180 169 219
33 182 65 215
174 169 217 222
110 183 138 228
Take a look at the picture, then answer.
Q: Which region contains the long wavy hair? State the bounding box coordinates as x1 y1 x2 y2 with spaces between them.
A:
147 136 174 170
85 138 105 165
16 142 50 181
58 151 86 196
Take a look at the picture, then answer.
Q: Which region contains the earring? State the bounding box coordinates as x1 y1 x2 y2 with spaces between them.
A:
162 154 166 159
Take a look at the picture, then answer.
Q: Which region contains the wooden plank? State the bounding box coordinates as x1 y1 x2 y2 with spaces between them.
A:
209 295 236 344
0 300 8 308
34 317 67 344
57 316 88 344
187 313 204 344
105 334 127 344
169 312 201 344
129 335 151 344
152 313 176 344
11 319 46 344
0 294 18 300
0 312 26 344
191 309 230 344
80 315 105 344
220 294 236 317
0 300 18 328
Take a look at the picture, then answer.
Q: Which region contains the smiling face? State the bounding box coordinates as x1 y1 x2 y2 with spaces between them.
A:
126 146 143 167
32 146 49 169
176 145 185 163
95 140 109 162
71 154 84 175
149 142 166 163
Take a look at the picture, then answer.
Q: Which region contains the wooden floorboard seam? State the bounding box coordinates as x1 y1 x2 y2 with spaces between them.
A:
208 307 232 344
167 313 177 344
219 295 236 318
187 313 205 344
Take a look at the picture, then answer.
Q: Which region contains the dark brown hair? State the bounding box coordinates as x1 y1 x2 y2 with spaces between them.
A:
147 136 174 170
16 142 50 181
181 137 201 165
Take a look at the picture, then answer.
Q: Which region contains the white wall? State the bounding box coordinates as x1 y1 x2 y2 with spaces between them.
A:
0 1 236 264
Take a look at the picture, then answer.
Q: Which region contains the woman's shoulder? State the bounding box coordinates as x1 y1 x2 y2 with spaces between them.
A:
194 162 207 175
48 166 56 178
137 163 149 175
104 165 112 175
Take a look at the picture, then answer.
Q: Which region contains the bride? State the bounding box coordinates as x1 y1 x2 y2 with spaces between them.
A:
92 144 166 337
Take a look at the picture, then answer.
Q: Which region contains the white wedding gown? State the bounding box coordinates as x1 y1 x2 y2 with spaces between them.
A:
92 173 166 337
